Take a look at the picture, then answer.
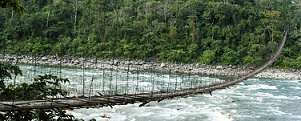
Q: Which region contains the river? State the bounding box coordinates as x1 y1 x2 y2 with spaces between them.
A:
10 64 301 121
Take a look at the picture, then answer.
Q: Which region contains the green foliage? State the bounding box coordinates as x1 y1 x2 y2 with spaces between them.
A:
0 109 75 121
244 55 263 66
295 56 301 69
0 62 76 120
200 50 215 65
0 62 22 81
0 0 27 14
0 0 300 68
0 74 69 100
221 47 238 65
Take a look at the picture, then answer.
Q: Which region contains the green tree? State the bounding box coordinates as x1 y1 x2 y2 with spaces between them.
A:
200 50 216 65
0 0 27 14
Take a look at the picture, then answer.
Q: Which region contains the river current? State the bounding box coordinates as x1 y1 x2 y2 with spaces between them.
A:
10 64 301 121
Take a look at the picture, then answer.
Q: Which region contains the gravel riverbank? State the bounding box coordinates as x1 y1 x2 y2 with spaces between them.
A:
1 54 300 80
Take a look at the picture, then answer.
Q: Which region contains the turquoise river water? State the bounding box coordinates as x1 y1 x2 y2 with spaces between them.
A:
8 64 301 121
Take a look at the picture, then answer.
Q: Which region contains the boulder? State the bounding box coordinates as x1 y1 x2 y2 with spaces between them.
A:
232 65 237 69
200 64 206 68
74 60 80 64
16 56 23 60
161 63 167 68
7 57 14 61
124 61 133 65
226 98 235 102
41 57 48 61
138 61 144 65
220 111 226 115
113 59 119 65
216 66 224 70
144 64 151 70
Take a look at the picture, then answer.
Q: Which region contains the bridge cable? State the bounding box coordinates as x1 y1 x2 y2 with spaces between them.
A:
82 57 85 97
175 64 179 93
102 57 105 95
142 64 145 93
151 62 155 97
125 62 130 100
167 66 171 96
89 76 94 101
115 59 119 95
109 58 113 99
12 59 19 107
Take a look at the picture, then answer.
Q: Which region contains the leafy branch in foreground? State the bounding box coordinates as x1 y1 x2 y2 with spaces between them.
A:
0 63 78 120
0 74 70 100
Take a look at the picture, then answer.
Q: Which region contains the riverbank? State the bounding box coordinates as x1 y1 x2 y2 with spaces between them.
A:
1 54 300 80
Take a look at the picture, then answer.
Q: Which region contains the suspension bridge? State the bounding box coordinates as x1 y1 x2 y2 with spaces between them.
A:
0 28 289 113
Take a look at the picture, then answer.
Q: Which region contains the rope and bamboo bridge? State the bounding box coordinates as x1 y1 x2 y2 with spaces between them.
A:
0 27 289 113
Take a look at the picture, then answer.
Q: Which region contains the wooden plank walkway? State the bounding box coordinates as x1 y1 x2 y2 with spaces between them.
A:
0 29 289 112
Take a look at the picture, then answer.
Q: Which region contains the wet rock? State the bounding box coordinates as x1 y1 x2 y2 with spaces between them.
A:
220 111 226 115
231 116 237 120
99 113 105 117
226 98 235 102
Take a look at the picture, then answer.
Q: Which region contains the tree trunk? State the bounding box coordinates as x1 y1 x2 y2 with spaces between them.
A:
163 0 170 24
97 5 101 36
74 0 78 31
211 23 214 39
103 28 107 43
11 9 14 18
46 11 50 27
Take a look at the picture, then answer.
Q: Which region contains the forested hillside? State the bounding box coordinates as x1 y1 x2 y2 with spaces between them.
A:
0 0 300 68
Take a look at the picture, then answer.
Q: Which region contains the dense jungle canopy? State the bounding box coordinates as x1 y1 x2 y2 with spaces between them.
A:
0 0 301 68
